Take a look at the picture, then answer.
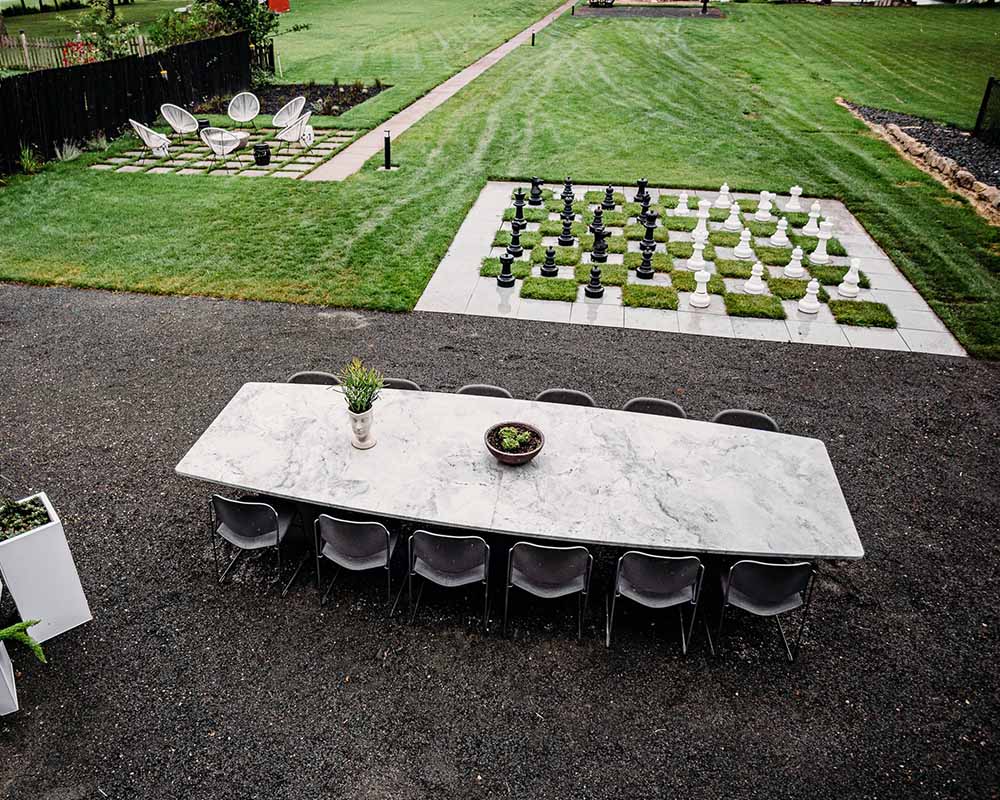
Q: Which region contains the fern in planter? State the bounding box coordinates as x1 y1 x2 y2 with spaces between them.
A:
336 359 384 413
0 620 46 664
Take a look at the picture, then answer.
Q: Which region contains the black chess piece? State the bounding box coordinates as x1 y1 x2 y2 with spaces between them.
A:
634 177 650 205
540 246 559 277
497 252 516 288
528 177 544 206
558 214 575 247
562 194 575 220
602 185 616 211
513 188 527 222
636 241 655 280
584 263 604 299
641 210 659 250
590 207 605 235
507 218 525 258
589 224 609 264
561 177 574 203
638 195 652 227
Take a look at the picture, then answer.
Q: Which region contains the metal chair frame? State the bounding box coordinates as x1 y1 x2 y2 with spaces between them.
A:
503 542 593 641
287 371 340 385
533 388 597 407
711 409 780 433
407 530 490 629
456 384 513 399
622 397 687 419
384 378 422 391
208 495 300 593
314 515 396 610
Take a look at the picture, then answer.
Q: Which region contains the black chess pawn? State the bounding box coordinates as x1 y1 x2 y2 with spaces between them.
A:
602 186 616 211
528 177 544 206
561 176 574 203
590 225 609 264
590 207 605 235
636 242 655 280
540 246 559 277
507 218 526 258
638 195 652 227
512 188 527 222
634 177 650 205
585 263 604 299
641 210 659 250
558 214 575 247
497 252 516 288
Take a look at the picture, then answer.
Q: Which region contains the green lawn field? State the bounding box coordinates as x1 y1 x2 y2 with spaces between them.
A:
2 5 999 356
4 0 177 38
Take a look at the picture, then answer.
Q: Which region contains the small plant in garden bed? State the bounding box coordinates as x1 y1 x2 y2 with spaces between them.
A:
807 264 870 288
724 293 787 319
520 277 578 302
622 284 679 310
670 270 726 294
667 241 717 261
492 230 543 250
336 358 384 413
623 251 672 272
502 208 549 223
192 80 387 118
480 258 531 279
0 497 49 542
0 620 46 664
828 300 897 328
530 246 581 265
768 277 830 302
574 263 627 286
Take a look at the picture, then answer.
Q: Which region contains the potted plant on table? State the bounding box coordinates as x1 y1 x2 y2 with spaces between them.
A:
337 358 384 450
485 422 545 466
0 618 45 716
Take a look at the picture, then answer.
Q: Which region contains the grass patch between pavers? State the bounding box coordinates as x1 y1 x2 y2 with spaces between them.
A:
520 277 578 302
737 198 758 213
584 190 626 204
578 235 629 254
708 208 729 222
714 258 756 279
513 188 553 201
661 216 698 233
622 284 679 310
667 242 718 261
768 277 830 302
753 246 793 266
724 293 787 319
575 262 627 286
779 211 811 227
538 220 587 237
582 209 629 227
492 230 543 249
808 264 871 289
670 270 726 295
624 224 670 242
623 251 673 272
502 208 549 223
791 234 848 257
545 199 587 215
746 220 778 237
709 231 741 247
828 300 897 328
480 257 532 279
530 246 582 265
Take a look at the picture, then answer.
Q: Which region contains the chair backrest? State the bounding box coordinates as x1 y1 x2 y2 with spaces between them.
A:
410 530 488 581
129 118 170 153
622 397 687 418
272 96 307 128
199 127 242 157
509 542 591 594
457 383 512 399
227 91 260 124
617 551 701 601
316 515 391 562
287 370 340 385
211 494 278 541
160 103 198 135
384 378 421 391
711 409 780 433
534 388 596 407
727 561 813 608
277 112 312 144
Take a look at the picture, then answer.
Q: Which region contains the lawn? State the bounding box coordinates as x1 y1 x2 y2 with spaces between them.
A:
1 6 1000 356
6 0 178 38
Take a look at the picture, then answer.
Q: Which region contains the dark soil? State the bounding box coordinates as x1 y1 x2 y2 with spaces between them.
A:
577 5 724 17
0 283 999 799
486 424 542 454
193 81 388 118
849 102 1000 186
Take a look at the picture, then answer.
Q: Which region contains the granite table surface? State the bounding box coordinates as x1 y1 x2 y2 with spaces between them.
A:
175 383 864 560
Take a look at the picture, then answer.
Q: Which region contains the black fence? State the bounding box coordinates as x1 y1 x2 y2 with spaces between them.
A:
0 31 254 173
974 75 999 147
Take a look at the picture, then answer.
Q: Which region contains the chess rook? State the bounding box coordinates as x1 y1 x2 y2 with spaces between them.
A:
497 252 516 288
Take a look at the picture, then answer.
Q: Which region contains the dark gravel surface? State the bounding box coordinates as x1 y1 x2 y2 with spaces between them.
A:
1 283 999 800
851 103 1000 186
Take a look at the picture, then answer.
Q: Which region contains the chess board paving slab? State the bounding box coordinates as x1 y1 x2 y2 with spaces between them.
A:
146 167 175 175
115 165 144 173
176 169 207 175
89 164 114 171
269 171 303 178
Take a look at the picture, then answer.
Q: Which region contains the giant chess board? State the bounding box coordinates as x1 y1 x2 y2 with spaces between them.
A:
416 180 964 356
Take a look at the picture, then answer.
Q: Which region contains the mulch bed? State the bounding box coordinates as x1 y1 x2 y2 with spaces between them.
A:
193 81 387 118
849 102 1000 186
576 5 724 17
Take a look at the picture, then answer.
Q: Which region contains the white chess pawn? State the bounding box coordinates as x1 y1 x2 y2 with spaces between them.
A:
785 186 803 212
783 246 805 278
802 201 821 236
798 278 821 314
810 220 833 264
754 191 774 222
838 258 861 298
771 217 790 247
722 202 742 231
688 232 707 270
675 191 690 217
733 228 754 260
714 183 731 209
689 269 712 308
744 261 766 295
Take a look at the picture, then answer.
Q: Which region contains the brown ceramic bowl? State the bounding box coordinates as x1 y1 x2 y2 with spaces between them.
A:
484 422 545 466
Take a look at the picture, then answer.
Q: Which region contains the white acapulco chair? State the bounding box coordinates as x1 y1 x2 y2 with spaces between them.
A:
160 103 199 136
199 127 243 166
272 96 306 129
128 118 171 158
275 111 312 154
227 91 260 128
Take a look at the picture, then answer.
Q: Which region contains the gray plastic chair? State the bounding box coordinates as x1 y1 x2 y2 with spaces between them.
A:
457 384 513 399
287 371 340 385
622 397 687 419
717 560 816 661
711 409 780 433
408 530 490 628
607 552 705 655
314 515 398 607
504 542 593 640
533 388 596 407
384 378 421 391
209 494 296 587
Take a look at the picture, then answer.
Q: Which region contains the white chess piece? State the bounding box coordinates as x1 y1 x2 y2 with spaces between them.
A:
754 191 773 222
743 262 766 295
771 217 790 247
714 183 731 209
784 246 805 278
838 257 861 298
675 191 690 217
798 278 821 314
810 220 833 265
803 201 821 236
688 232 707 270
785 186 803 212
722 202 742 232
693 199 711 239
733 228 754 260
689 269 712 308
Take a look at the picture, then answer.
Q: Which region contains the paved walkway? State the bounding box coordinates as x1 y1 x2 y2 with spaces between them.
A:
304 0 576 182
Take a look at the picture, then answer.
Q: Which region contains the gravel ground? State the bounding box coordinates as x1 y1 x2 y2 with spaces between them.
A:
851 103 1000 186
1 283 998 800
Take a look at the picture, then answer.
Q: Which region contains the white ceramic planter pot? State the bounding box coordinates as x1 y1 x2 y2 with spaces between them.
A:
0 641 17 716
348 408 376 450
0 493 92 643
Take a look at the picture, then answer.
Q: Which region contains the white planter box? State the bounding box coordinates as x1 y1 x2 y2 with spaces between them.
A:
0 641 16 716
0 493 92 643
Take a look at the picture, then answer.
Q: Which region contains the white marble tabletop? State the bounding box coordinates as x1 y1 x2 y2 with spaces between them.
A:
175 384 864 560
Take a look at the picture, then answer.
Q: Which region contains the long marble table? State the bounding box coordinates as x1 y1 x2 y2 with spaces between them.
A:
175 383 864 560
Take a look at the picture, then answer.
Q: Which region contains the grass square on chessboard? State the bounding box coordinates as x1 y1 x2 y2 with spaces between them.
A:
520 277 578 302
480 258 531 279
530 246 582 265
768 277 830 302
828 300 897 328
667 241 717 261
574 263 627 286
724 293 787 320
623 252 673 272
622 284 679 310
808 264 870 288
670 270 726 294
